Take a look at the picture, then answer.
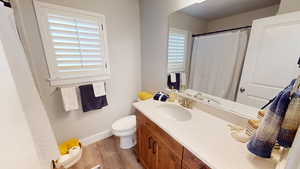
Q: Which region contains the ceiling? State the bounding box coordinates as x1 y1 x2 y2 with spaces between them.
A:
179 0 281 20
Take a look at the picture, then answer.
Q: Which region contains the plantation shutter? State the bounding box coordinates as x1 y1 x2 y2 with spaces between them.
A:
35 2 110 86
168 28 188 73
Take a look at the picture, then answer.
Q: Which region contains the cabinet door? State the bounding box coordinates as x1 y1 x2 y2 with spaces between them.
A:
181 164 210 169
201 166 211 169
182 163 210 169
155 142 181 169
182 149 210 169
182 164 189 169
139 125 156 169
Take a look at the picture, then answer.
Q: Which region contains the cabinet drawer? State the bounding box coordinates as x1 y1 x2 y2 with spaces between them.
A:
183 149 210 169
137 112 183 158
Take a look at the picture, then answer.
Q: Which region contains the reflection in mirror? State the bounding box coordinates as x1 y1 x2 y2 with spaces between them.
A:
167 0 280 108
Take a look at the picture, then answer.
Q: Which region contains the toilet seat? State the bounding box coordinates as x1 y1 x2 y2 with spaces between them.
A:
112 115 136 136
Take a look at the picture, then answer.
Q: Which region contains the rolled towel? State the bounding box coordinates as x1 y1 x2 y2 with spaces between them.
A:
153 92 169 102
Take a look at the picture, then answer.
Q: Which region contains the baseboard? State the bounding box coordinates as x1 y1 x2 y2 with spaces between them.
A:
80 129 112 146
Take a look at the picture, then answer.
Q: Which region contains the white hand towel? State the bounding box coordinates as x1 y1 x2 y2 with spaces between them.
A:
61 87 79 111
170 73 176 83
93 82 106 97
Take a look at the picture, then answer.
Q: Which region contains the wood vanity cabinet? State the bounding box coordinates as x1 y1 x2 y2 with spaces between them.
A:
136 112 211 169
139 125 156 169
137 112 182 169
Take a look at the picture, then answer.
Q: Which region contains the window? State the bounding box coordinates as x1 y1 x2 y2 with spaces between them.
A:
167 28 188 73
35 2 110 86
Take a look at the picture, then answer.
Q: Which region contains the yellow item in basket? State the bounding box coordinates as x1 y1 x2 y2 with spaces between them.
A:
138 91 153 100
59 138 80 155
59 144 69 155
68 138 80 147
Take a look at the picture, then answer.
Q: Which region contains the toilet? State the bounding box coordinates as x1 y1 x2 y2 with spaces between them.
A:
112 115 137 149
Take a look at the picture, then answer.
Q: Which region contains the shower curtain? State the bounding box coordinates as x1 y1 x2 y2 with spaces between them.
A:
189 30 249 101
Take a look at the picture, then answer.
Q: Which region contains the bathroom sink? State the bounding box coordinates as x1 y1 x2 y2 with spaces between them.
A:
155 104 192 121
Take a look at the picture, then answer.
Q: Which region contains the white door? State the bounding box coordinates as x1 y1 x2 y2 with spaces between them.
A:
237 11 300 108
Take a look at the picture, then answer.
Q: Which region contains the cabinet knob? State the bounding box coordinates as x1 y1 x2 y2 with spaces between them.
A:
240 87 246 93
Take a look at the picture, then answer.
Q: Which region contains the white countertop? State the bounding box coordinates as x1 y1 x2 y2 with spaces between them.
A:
133 100 278 169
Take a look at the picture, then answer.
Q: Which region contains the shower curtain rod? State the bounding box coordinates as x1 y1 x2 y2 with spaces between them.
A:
192 25 252 37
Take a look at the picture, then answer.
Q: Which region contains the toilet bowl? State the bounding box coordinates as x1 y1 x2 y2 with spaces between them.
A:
112 115 136 149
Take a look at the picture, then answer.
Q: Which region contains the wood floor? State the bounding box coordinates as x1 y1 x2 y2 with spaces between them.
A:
68 136 143 169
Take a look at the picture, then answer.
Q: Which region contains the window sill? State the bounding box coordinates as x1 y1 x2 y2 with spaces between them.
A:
49 75 110 87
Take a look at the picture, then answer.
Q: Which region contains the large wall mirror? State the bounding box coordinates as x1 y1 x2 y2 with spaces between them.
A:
166 0 285 108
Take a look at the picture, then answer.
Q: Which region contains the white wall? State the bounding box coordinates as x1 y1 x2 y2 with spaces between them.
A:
169 11 207 34
278 0 300 14
15 0 141 143
207 5 279 32
168 5 279 35
3 3 59 168
0 24 41 169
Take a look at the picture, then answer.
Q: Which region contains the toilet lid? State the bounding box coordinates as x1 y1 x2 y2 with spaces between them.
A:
112 115 136 131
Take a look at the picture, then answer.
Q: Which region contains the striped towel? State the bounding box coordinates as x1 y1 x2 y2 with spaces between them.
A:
247 79 300 158
278 86 300 147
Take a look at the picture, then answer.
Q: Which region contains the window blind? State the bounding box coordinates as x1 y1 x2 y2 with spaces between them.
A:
48 13 106 78
168 29 187 73
35 2 110 86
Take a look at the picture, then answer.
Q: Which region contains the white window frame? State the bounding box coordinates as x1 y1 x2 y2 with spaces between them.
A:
34 1 110 87
167 28 188 73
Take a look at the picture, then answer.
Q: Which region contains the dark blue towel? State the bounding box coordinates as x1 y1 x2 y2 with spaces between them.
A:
167 73 180 90
79 84 108 112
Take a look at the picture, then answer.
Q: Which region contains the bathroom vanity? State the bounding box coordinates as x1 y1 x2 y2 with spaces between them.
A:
137 110 210 169
134 100 279 169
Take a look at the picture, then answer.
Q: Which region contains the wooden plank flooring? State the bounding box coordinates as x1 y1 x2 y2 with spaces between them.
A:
67 136 143 169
